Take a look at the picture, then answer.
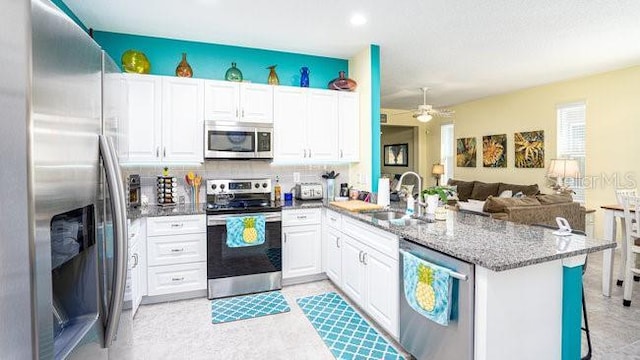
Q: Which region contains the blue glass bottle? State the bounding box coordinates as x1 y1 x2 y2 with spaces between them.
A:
300 67 310 87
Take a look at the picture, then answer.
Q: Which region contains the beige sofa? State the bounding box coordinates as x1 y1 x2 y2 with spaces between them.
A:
448 179 585 231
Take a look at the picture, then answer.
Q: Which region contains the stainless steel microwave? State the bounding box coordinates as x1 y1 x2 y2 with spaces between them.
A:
204 121 274 159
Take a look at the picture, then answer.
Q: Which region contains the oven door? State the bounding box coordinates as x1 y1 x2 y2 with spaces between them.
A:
207 212 282 298
204 121 273 159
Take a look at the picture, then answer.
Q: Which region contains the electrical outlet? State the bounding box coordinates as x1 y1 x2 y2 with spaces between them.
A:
293 172 300 183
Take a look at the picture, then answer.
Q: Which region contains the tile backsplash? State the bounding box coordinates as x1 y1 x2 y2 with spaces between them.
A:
122 161 351 205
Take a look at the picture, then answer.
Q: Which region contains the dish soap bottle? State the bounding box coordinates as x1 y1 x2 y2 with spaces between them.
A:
406 194 415 216
274 176 282 202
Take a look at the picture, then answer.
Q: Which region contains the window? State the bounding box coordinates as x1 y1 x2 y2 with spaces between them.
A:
557 102 586 203
440 124 455 184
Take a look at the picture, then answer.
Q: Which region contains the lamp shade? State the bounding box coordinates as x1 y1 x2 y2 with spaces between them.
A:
432 164 445 175
547 158 580 178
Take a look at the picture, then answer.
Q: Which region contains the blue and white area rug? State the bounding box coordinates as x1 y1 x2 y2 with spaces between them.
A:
211 291 290 324
297 292 405 360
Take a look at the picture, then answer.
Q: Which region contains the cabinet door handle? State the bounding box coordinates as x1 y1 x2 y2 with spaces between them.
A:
170 248 184 253
156 146 160 158
163 147 166 158
308 148 312 158
362 252 368 265
171 223 184 228
340 149 343 158
336 237 340 248
296 215 307 220
235 108 239 118
358 250 363 263
171 276 184 282
132 253 139 268
283 233 287 243
242 108 245 118
303 149 307 158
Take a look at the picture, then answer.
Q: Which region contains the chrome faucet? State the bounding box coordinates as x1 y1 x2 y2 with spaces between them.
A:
395 171 425 217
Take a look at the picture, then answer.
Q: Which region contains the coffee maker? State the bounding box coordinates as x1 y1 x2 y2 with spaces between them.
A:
127 174 141 208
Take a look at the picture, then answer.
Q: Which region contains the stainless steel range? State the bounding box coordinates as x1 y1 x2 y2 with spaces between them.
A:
206 178 282 299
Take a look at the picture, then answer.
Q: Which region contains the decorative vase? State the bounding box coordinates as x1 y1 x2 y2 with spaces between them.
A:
327 70 357 91
300 67 310 87
175 53 193 78
425 194 439 215
267 65 279 85
225 62 243 82
121 49 151 74
326 179 335 201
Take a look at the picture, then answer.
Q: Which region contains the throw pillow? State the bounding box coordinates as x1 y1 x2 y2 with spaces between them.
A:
470 181 500 200
536 193 573 205
498 183 540 196
498 190 513 198
458 199 486 213
447 179 474 202
483 196 541 213
513 191 525 198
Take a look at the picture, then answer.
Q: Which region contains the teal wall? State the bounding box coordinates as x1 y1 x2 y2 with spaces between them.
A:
51 0 87 32
93 31 348 88
370 44 381 192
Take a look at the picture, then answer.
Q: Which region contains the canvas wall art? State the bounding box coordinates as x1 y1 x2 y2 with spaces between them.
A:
456 137 477 167
514 130 545 168
482 134 507 167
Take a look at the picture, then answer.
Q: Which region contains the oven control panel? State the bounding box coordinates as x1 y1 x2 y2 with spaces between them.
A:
206 179 272 194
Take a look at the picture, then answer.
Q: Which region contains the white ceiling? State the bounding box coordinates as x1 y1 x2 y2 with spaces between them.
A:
66 0 640 109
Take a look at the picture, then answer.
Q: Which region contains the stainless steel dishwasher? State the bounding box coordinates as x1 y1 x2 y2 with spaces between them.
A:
399 239 475 360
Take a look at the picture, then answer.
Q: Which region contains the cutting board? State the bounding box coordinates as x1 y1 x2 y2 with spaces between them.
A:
329 200 383 212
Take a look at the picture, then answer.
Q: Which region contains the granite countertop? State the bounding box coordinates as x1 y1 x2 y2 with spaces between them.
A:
325 204 616 272
280 199 326 210
128 204 207 220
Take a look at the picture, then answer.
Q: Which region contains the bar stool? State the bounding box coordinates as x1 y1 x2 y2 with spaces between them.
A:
621 195 640 306
532 223 592 359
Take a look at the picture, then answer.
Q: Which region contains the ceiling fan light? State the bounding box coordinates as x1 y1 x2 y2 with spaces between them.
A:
416 113 432 122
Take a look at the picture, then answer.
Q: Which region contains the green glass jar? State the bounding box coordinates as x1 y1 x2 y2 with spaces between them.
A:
225 62 243 82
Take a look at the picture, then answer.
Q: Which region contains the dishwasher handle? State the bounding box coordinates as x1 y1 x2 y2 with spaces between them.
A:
399 249 469 281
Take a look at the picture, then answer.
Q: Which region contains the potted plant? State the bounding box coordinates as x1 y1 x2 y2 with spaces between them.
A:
421 187 448 215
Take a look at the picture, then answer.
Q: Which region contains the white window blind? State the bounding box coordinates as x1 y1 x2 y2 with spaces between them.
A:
557 102 586 203
440 124 455 184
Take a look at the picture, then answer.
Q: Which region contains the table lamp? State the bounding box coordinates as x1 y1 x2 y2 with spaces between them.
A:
432 164 445 186
546 158 580 193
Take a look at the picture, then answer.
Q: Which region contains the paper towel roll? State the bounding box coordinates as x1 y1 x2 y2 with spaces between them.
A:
377 178 390 207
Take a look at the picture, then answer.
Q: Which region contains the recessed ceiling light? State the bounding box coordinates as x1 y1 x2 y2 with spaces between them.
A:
350 14 367 26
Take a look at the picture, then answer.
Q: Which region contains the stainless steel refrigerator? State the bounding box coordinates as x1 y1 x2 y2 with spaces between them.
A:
0 0 129 358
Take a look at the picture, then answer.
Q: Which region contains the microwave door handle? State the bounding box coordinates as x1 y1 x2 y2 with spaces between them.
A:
254 128 258 158
99 135 129 347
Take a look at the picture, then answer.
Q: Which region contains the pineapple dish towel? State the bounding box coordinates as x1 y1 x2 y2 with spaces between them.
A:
402 251 453 326
226 215 266 248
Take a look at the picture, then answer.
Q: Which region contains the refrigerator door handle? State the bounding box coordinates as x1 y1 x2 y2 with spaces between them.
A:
99 135 129 347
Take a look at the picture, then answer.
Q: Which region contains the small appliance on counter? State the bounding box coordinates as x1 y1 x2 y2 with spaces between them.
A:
127 174 141 208
294 183 323 200
340 183 349 197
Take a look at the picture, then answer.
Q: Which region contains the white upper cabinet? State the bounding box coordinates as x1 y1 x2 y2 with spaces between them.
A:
273 86 359 163
307 90 339 161
124 74 162 163
204 80 273 123
338 92 360 162
162 77 204 163
273 86 307 161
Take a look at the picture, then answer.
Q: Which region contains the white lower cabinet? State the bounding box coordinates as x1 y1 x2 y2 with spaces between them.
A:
325 227 342 285
126 219 145 317
282 209 322 280
145 215 207 297
323 210 399 338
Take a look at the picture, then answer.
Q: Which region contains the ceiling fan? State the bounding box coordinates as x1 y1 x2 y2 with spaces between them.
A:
407 87 454 122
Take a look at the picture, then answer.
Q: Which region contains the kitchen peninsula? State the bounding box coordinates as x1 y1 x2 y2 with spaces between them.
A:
316 202 614 360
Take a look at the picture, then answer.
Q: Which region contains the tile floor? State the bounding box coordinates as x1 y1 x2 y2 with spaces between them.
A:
110 280 409 360
110 252 640 360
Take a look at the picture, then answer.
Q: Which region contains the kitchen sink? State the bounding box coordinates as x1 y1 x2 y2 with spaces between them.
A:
370 211 406 220
365 211 431 226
